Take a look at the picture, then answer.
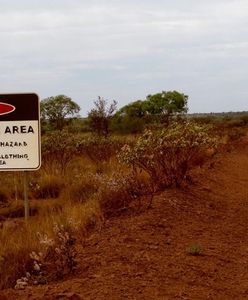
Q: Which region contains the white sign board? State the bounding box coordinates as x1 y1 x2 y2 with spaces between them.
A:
0 93 41 171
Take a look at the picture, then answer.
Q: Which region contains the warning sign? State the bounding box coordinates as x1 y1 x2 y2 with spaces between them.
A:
0 93 41 171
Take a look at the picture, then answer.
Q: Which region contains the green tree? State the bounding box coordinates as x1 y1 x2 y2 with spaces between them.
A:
41 95 80 131
118 100 146 118
111 100 147 134
144 91 188 123
88 97 117 137
113 91 188 133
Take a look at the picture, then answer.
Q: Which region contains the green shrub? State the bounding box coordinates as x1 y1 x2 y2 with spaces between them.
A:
187 244 203 256
111 114 146 134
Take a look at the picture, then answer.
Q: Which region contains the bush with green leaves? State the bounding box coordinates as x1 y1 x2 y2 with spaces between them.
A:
187 244 203 256
118 121 216 189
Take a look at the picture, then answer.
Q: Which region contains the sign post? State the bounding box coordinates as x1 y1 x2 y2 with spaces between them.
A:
0 93 41 220
23 171 29 221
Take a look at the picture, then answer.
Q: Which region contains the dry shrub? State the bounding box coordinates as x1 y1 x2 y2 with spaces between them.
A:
0 189 9 206
77 136 126 165
97 171 153 217
0 199 102 289
32 223 77 281
31 176 63 199
97 174 131 217
64 173 100 204
0 200 39 218
41 132 127 175
62 199 103 238
0 223 40 289
118 121 217 189
41 130 79 175
35 200 63 217
240 115 248 125
0 172 24 203
213 117 248 143
226 127 246 141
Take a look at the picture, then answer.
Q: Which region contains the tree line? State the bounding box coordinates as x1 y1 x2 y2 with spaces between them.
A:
40 91 188 135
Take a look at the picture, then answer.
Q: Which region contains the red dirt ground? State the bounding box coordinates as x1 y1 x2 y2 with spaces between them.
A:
1 138 248 300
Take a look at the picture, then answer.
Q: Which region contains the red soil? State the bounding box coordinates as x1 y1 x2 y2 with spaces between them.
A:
1 138 248 300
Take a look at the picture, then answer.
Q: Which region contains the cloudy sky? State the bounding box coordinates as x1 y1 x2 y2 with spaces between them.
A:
0 0 247 115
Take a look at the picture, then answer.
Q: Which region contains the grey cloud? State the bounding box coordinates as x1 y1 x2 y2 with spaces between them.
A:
0 0 247 114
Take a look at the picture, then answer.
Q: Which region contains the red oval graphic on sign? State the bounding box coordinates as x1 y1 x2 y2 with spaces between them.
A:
0 102 16 116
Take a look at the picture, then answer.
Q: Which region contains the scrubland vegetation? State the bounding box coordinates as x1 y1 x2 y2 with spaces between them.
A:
0 92 248 290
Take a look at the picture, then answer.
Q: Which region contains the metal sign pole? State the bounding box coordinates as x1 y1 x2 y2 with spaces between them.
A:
23 171 29 221
14 173 18 203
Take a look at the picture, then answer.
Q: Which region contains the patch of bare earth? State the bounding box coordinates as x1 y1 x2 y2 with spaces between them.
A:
1 140 248 300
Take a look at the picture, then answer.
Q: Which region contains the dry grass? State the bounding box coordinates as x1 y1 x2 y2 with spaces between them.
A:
32 175 64 199
0 197 103 289
0 155 105 289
